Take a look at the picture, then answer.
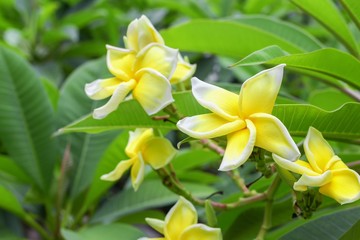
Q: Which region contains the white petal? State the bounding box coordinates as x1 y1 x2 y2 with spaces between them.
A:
294 171 332 192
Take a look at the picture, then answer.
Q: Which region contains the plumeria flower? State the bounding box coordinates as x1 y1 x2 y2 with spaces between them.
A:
101 128 176 191
177 64 300 171
273 127 360 204
140 197 222 240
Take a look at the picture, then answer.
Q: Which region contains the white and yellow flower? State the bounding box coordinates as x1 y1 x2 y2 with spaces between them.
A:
140 197 222 240
177 64 300 171
101 128 176 191
273 127 360 204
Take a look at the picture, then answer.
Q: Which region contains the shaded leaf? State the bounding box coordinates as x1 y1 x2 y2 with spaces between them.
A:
339 0 360 30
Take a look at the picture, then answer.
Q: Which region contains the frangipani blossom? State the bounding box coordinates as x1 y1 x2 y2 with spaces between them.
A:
101 129 176 191
140 197 222 240
273 127 360 205
177 64 300 171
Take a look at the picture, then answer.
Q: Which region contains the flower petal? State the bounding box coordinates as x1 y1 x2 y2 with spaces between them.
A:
133 68 174 115
293 171 332 192
92 79 136 119
177 113 246 139
131 153 145 191
125 15 164 52
126 129 154 157
170 55 196 84
250 113 300 161
165 197 197 240
304 127 335 173
106 45 135 80
142 137 177 169
239 64 285 118
219 119 256 171
272 154 317 176
145 218 165 235
135 43 178 79
180 224 222 240
319 169 360 204
191 77 239 121
100 158 134 181
85 77 121 100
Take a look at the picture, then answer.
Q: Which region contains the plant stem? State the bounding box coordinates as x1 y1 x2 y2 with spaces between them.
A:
227 169 250 194
24 215 51 240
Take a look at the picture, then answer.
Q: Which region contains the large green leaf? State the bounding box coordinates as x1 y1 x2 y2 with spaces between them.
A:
291 0 359 56
0 46 56 192
0 155 29 183
91 180 216 223
161 19 315 58
339 0 360 30
0 184 25 217
233 46 360 90
57 57 119 199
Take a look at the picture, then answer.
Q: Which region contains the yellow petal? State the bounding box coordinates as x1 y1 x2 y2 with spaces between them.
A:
328 156 348 171
180 224 222 240
135 43 178 79
250 113 300 161
142 137 177 169
177 113 246 139
133 69 174 115
165 197 197 240
304 127 335 173
125 15 164 52
272 154 317 176
319 169 360 204
219 119 256 171
239 64 285 118
191 77 239 121
145 218 165 235
125 129 154 158
131 153 145 191
85 77 121 100
293 171 332 192
106 45 135 80
170 55 196 84
92 79 136 119
100 158 134 181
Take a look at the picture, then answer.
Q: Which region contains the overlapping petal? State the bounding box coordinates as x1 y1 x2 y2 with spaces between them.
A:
131 153 145 191
133 69 174 115
250 113 300 161
142 137 177 169
180 224 223 240
106 45 135 80
239 64 285 118
319 169 360 204
273 154 316 176
92 79 136 119
191 77 239 121
293 171 332 191
125 128 154 157
100 158 134 181
219 120 256 171
145 218 165 235
85 77 121 100
177 113 246 139
170 55 196 84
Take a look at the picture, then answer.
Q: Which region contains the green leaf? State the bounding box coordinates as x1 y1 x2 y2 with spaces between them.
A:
62 223 143 240
233 47 360 90
57 57 119 199
0 46 56 192
0 184 25 217
0 155 30 183
91 180 216 223
291 0 359 56
161 19 313 58
308 89 353 111
339 0 360 30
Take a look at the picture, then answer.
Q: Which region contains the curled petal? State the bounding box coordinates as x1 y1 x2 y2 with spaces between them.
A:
142 137 177 169
293 171 332 192
135 43 178 79
239 64 285 118
125 129 154 157
92 79 136 119
131 153 145 191
106 45 135 80
180 224 222 240
272 154 317 176
100 158 134 181
191 77 239 121
125 15 164 52
85 77 121 100
145 218 165 235
165 197 197 240
219 119 256 171
304 127 335 173
319 169 360 204
177 113 245 139
133 69 174 115
170 55 196 84
250 113 300 161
